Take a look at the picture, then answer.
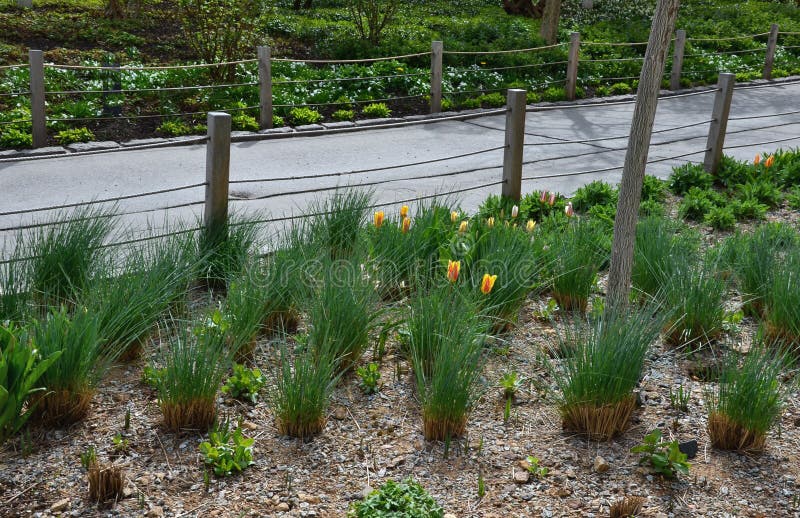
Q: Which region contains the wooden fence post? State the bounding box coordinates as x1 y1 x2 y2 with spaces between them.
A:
703 73 735 175
670 29 686 91
430 41 443 114
764 23 779 80
257 45 273 130
502 89 526 202
566 32 580 101
29 50 46 148
204 112 232 243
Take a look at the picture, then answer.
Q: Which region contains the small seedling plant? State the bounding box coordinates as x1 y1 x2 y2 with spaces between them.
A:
631 429 690 479
525 456 549 479
348 478 444 518
199 418 255 477
356 363 381 394
669 384 690 412
222 364 265 404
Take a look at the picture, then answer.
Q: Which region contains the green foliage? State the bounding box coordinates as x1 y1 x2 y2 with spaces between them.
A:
631 429 690 479
704 205 736 231
641 175 667 203
632 216 698 299
288 106 324 125
764 249 800 344
478 92 506 107
541 87 566 102
332 109 355 121
362 102 391 118
678 187 725 222
669 384 690 412
307 190 372 260
0 128 33 148
607 82 631 95
571 180 618 213
525 456 548 479
716 155 753 189
499 371 522 399
272 114 285 127
157 119 194 137
232 114 259 131
54 127 95 145
735 179 783 209
199 213 260 285
347 0 401 46
0 324 62 444
222 364 265 404
141 366 166 389
786 186 800 210
730 198 767 221
669 163 713 195
356 362 381 394
348 478 444 518
199 418 255 477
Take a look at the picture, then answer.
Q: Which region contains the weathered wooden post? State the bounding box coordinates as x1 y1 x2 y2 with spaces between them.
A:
566 32 580 101
257 45 273 130
764 24 779 80
204 112 232 245
430 41 443 114
703 73 735 175
29 50 46 148
670 29 686 91
502 89 526 202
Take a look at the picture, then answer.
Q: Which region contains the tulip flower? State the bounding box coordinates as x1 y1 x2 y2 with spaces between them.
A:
374 211 385 228
565 202 574 218
447 260 461 283
451 211 459 223
540 190 547 203
754 153 761 165
459 221 468 233
480 273 498 295
487 217 495 228
401 216 411 234
526 220 536 232
400 205 409 218
548 192 556 206
765 155 775 168
511 205 519 218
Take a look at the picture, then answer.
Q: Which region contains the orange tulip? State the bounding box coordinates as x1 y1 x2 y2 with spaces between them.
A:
374 211 385 228
450 211 459 223
765 155 775 168
565 202 574 218
480 273 498 295
754 153 761 165
400 205 409 218
401 216 411 234
459 221 468 233
447 260 461 283
526 220 536 232
487 217 495 228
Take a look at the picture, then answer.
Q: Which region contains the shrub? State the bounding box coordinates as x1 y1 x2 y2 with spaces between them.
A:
222 364 265 404
0 128 33 149
232 114 259 132
479 92 506 107
30 307 114 425
199 418 255 476
663 254 728 347
405 287 487 440
459 97 482 109
332 109 355 121
631 429 690 478
707 342 788 452
288 106 324 125
19 206 115 305
272 114 285 127
639 199 665 217
54 127 95 145
704 205 735 231
362 102 391 118
677 187 724 222
526 91 541 103
0 324 62 444
348 0 400 45
571 180 618 213
632 216 698 299
156 322 232 431
267 340 337 438
731 198 767 221
541 86 566 102
546 306 664 440
716 155 752 189
349 478 444 518
669 163 713 195
157 119 193 137
608 82 631 95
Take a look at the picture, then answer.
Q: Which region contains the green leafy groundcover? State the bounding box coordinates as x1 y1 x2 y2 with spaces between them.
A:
348 478 444 518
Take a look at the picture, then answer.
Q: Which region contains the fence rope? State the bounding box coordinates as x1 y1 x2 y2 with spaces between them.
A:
45 106 258 123
273 94 425 108
44 60 257 71
273 72 428 85
580 41 650 47
582 56 646 63
471 60 569 73
44 82 259 96
686 33 770 42
442 43 565 56
723 135 800 150
272 52 429 64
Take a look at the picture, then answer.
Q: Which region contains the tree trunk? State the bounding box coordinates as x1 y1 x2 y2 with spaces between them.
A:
502 0 544 18
540 0 562 45
606 0 681 308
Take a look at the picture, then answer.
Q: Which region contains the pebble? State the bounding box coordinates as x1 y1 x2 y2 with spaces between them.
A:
49 499 70 513
593 456 610 473
514 470 531 484
276 502 290 511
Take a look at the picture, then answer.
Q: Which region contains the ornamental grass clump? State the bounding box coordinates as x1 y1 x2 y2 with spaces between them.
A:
662 254 728 347
707 341 789 453
20 206 115 305
406 286 487 440
222 261 269 361
0 248 29 323
763 249 800 345
546 219 609 312
156 322 232 431
631 216 699 300
367 206 417 300
258 239 311 335
30 306 113 426
546 306 664 440
267 340 338 438
308 190 372 260
199 214 260 288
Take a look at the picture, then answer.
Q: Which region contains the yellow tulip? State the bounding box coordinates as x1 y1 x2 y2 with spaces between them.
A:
374 211 385 228
487 217 495 228
400 205 409 218
459 221 468 233
401 216 411 234
450 211 459 223
447 260 461 283
526 220 536 232
480 273 497 295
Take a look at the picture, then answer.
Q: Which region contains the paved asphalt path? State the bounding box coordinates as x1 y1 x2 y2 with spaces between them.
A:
1 81 798 247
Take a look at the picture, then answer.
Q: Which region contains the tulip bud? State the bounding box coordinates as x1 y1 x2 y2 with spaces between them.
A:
480 273 498 295
374 211 385 228
487 217 495 228
526 220 536 232
451 211 459 223
565 202 574 218
401 216 411 234
548 192 556 206
511 205 519 218
765 155 775 168
540 191 547 203
400 205 409 218
447 260 461 283
459 221 468 233
754 153 761 165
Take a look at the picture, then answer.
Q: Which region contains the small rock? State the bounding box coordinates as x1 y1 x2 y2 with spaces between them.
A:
679 440 698 459
242 421 258 430
276 502 290 511
387 456 405 468
593 456 610 473
361 485 373 499
514 470 530 484
146 506 164 518
50 499 70 513
333 406 348 420
299 493 321 504
517 458 531 471
444 514 457 518
556 486 572 497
